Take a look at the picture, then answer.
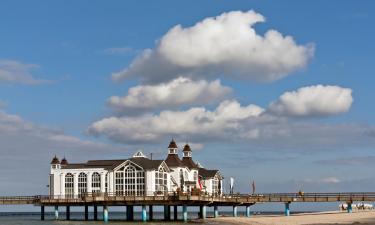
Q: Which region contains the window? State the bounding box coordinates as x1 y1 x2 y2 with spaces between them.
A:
155 167 167 193
114 163 145 196
78 172 87 197
92 172 101 193
65 173 74 198
105 173 108 193
124 166 136 195
212 177 219 196
115 170 124 195
193 171 198 182
180 169 184 191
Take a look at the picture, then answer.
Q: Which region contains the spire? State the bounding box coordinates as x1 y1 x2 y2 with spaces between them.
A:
50 155 60 164
168 138 178 149
61 156 68 165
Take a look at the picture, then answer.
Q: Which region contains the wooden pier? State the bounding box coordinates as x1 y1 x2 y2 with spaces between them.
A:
1 192 375 222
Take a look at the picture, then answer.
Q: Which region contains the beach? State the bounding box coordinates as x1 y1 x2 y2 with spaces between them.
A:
209 211 375 225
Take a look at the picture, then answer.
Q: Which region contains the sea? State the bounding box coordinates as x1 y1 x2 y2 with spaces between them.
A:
0 211 293 225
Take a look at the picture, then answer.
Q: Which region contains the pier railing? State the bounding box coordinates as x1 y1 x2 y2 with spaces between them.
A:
2 192 375 205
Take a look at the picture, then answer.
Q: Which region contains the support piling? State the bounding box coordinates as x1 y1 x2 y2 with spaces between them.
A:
347 203 353 213
66 206 70 220
84 205 89 221
149 205 153 221
285 202 290 216
246 205 251 217
103 205 109 223
54 205 59 220
94 205 98 221
174 205 178 220
126 205 134 221
233 205 238 217
182 205 188 222
40 206 45 221
142 205 147 222
214 205 219 218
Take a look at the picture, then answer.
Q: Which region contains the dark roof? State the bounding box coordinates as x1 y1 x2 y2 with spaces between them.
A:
165 154 183 167
168 139 178 149
61 157 68 165
51 155 60 164
181 157 198 169
61 157 164 170
182 144 191 152
199 168 219 179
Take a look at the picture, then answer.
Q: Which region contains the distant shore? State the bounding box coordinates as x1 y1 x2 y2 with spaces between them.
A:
208 210 375 225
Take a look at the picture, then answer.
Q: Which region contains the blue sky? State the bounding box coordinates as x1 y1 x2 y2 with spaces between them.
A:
1 0 375 211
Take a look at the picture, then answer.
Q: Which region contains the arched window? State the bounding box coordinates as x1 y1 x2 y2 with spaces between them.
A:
78 172 87 196
124 166 136 196
65 173 74 198
212 176 219 196
114 163 145 196
155 167 167 192
92 172 101 193
193 171 198 182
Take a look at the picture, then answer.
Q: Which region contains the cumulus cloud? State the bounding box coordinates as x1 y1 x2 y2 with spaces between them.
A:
108 77 231 113
0 60 51 85
112 10 314 84
89 100 264 143
268 85 353 117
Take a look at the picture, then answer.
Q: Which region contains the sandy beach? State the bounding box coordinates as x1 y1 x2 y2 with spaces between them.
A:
209 211 375 225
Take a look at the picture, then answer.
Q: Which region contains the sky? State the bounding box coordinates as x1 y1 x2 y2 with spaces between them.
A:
1 0 375 211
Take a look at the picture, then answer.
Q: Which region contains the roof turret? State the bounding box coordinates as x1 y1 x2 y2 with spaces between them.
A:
168 138 178 149
50 155 60 164
183 144 191 152
61 157 68 165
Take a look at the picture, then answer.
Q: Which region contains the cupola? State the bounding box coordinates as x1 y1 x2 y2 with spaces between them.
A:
182 143 192 158
168 138 178 154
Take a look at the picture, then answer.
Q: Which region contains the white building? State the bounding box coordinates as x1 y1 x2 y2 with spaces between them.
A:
49 139 223 198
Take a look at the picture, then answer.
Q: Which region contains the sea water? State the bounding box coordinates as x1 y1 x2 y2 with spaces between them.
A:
0 211 291 225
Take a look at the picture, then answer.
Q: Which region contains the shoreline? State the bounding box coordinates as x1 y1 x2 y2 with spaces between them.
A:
208 210 375 225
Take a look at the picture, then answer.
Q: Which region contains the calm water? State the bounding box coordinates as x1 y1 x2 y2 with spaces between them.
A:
0 211 291 225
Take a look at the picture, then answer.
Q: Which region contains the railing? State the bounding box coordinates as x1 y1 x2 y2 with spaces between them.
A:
2 192 375 204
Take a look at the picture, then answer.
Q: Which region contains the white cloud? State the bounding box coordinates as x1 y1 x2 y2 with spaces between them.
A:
89 100 264 143
304 177 341 184
268 85 353 117
0 60 51 85
108 77 231 113
113 10 314 84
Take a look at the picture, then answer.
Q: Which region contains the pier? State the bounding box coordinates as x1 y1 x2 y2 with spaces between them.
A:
1 192 375 222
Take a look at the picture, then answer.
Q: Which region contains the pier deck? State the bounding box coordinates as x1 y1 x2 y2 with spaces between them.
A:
1 192 375 206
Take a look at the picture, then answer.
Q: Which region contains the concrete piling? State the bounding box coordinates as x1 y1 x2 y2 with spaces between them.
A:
103 205 109 223
246 205 251 217
94 205 98 220
84 205 89 221
54 205 59 220
183 205 188 222
214 205 219 218
149 205 153 221
142 205 147 222
233 205 238 217
174 205 178 220
285 202 290 216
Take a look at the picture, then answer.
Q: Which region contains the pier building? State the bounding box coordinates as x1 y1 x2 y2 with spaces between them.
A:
49 139 223 198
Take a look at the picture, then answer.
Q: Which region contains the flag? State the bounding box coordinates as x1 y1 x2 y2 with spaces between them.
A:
230 177 234 194
198 178 203 190
252 180 256 194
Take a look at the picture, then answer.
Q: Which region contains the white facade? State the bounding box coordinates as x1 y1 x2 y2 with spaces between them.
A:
49 140 223 198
